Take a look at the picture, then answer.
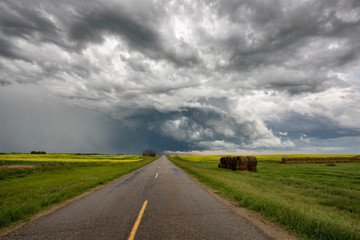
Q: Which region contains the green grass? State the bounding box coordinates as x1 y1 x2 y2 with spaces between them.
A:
0 154 159 231
168 155 360 240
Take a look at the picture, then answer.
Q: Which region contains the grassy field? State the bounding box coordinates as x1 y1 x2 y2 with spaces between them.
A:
0 154 159 231
168 155 360 240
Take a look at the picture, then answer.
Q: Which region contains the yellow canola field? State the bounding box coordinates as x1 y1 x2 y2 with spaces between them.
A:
171 154 356 162
0 153 146 163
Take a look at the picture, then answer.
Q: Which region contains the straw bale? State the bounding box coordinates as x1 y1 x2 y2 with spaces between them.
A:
280 155 360 164
234 156 241 165
219 155 258 171
247 156 257 166
239 156 249 165
226 157 231 169
231 157 237 170
236 164 248 171
225 157 231 166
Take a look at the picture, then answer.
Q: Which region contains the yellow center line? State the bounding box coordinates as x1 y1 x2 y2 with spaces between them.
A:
155 172 159 179
128 200 148 240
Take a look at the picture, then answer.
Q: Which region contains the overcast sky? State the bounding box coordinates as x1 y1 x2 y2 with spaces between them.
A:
0 0 359 154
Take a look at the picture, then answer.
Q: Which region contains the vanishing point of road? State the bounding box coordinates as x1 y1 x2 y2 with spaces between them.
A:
3 156 283 240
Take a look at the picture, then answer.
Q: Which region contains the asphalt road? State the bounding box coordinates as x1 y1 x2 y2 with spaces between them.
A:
3 156 272 240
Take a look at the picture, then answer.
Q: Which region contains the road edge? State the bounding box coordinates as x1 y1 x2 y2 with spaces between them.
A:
0 157 159 238
166 156 300 240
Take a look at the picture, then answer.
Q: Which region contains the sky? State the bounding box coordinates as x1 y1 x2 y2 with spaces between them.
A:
0 0 359 155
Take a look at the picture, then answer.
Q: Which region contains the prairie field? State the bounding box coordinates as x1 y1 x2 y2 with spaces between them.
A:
168 154 360 240
0 154 158 231
0 153 146 164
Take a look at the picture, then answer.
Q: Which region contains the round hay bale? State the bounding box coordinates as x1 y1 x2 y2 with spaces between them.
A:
231 157 237 170
226 157 232 169
247 156 257 166
231 157 235 168
235 156 241 166
237 164 248 171
239 156 248 165
227 157 231 168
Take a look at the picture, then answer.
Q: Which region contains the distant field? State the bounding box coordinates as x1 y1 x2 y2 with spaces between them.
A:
0 153 146 164
0 154 158 231
174 154 356 162
168 154 360 240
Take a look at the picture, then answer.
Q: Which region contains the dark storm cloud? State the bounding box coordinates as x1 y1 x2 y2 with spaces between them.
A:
68 3 201 67
0 0 200 67
0 78 11 86
115 105 293 152
1 0 359 154
68 5 160 50
267 111 360 139
216 0 360 54
0 0 68 59
0 1 58 40
0 37 18 59
210 0 360 94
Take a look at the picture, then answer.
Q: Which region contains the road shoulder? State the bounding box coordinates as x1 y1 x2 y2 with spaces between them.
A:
171 161 300 240
0 163 151 238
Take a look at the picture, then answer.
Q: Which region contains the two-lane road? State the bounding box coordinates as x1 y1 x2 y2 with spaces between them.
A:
3 156 273 240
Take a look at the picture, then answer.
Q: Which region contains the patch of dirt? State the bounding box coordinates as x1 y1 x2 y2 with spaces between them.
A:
0 165 37 170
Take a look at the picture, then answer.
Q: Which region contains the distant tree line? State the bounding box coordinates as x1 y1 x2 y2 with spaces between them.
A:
30 151 46 154
142 149 156 157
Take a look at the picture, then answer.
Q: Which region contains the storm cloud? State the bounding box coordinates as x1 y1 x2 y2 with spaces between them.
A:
0 0 359 154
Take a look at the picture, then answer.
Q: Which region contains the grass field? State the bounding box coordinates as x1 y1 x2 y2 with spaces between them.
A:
0 154 159 231
168 155 360 240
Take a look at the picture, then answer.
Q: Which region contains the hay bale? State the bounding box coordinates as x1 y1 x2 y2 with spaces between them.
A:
239 156 249 164
219 156 258 171
230 157 235 169
279 155 360 164
231 157 237 170
247 156 257 166
246 156 257 171
225 157 231 169
236 164 248 170
223 157 227 168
